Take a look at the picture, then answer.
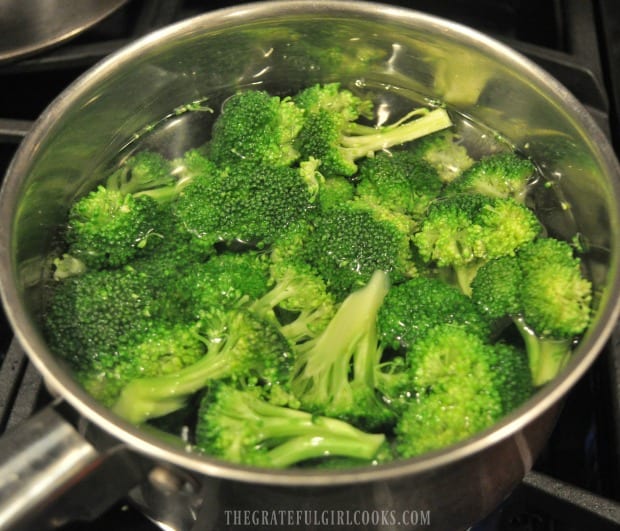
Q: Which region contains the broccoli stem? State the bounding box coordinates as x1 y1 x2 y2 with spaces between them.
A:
252 275 299 314
106 168 176 198
291 270 390 407
351 314 382 388
52 254 87 280
203 388 387 467
263 433 386 468
514 317 572 386
278 306 331 343
233 396 382 439
134 185 182 204
112 341 236 423
340 107 452 160
250 271 333 343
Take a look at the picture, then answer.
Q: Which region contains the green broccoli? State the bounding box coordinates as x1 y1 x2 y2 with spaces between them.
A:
112 309 294 423
445 151 536 202
118 200 222 320
252 259 336 344
170 148 219 191
377 276 490 351
395 324 531 457
294 84 453 177
65 151 184 269
413 193 541 294
409 129 475 183
66 188 161 269
356 150 443 219
174 160 316 248
79 322 207 407
305 200 416 299
316 176 356 211
490 342 534 413
294 82 374 122
195 384 386 468
373 355 414 416
208 89 305 167
181 251 272 317
470 237 592 386
43 264 159 372
106 150 178 201
290 270 395 430
268 219 314 265
468 255 522 327
41 81 595 469
518 238 592 338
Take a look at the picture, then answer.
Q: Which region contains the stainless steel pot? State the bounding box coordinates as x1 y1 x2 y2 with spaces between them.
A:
0 2 619 530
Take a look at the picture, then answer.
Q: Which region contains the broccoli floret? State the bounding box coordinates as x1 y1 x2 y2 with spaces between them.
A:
445 152 536 202
290 271 395 430
409 129 475 183
257 226 337 344
208 89 305 167
294 84 453 178
377 276 490 351
518 238 592 337
112 309 293 423
374 355 414 415
518 239 592 385
490 342 534 413
252 259 336 344
195 384 386 468
413 193 541 294
123 206 218 323
296 107 453 178
106 150 178 201
269 220 313 265
43 265 158 373
375 278 533 413
470 237 592 386
306 200 416 299
356 150 443 219
65 151 186 269
396 393 489 458
170 148 219 191
175 160 316 248
66 188 161 269
79 322 207 407
469 255 522 325
135 249 270 327
316 176 356 211
395 324 505 458
183 251 271 316
294 82 374 122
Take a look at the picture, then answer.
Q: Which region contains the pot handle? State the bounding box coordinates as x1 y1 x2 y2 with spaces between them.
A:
0 400 150 530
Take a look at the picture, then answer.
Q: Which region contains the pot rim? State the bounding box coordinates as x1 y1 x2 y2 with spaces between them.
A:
1 0 620 486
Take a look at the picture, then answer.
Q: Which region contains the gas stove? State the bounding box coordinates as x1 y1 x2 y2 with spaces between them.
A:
1 1 619 530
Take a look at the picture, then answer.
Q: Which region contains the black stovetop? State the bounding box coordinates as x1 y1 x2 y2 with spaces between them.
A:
1 1 620 530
